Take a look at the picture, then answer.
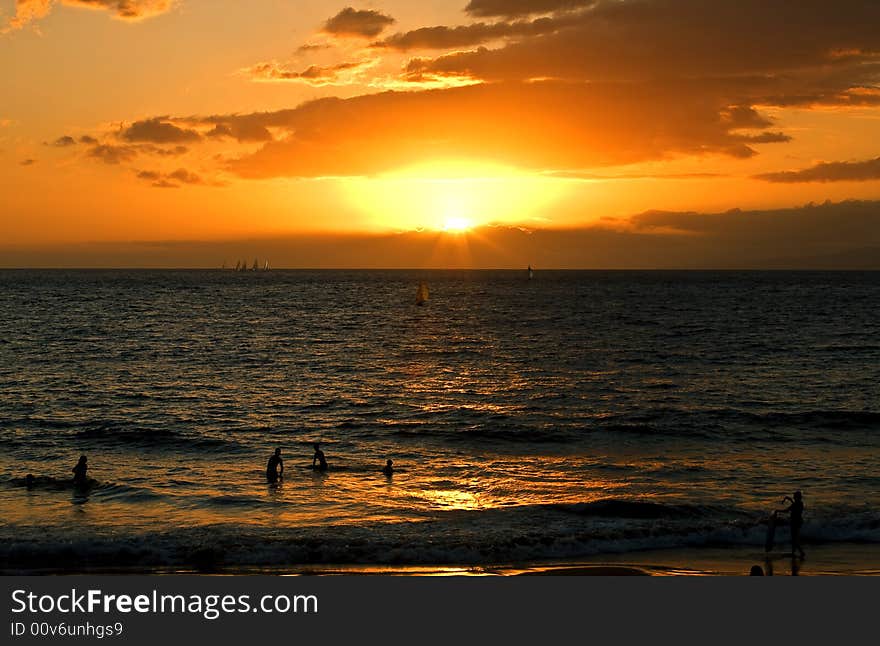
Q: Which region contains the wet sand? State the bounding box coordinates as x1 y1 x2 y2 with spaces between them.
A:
7 543 877 576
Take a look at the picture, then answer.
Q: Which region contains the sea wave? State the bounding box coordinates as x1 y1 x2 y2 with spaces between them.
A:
1 499 877 572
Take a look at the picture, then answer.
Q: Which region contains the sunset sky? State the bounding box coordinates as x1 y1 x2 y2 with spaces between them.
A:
2 0 880 267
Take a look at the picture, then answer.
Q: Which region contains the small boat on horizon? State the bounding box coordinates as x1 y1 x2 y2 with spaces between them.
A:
228 258 270 271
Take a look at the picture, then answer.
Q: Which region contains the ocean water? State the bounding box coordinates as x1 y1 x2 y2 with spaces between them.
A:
0 269 878 571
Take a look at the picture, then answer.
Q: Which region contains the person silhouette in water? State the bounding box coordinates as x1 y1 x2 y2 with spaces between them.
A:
777 490 806 558
266 448 284 484
312 443 328 472
382 459 394 477
72 455 88 486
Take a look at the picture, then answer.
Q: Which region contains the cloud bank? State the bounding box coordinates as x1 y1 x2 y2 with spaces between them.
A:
756 156 880 183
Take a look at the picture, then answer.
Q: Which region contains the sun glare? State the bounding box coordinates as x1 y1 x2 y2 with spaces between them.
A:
343 159 569 232
442 216 472 233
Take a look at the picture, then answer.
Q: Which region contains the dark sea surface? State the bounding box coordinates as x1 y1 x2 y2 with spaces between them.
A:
1 270 878 571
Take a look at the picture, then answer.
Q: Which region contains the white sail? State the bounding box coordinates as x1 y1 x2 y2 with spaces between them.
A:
416 282 429 305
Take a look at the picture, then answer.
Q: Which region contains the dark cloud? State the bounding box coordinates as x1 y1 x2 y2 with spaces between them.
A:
136 170 161 181
136 167 203 188
322 7 395 38
625 200 880 247
87 143 188 165
88 144 139 165
373 13 581 51
152 145 189 156
79 135 99 145
755 156 880 183
204 121 272 143
246 60 366 85
295 43 333 55
167 168 202 184
464 0 594 18
51 136 77 147
121 118 201 144
20 158 36 166
408 0 880 101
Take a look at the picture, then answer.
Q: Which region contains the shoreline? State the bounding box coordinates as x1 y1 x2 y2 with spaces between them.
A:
4 543 878 576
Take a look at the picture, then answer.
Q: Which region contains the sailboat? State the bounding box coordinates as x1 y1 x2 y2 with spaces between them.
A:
263 260 270 272
416 282 430 306
234 260 241 271
528 265 534 280
252 259 259 272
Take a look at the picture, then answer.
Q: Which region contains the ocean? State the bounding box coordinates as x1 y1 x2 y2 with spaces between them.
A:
1 269 878 572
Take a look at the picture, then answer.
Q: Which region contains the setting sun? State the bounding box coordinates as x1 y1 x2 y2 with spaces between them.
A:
442 216 472 233
342 160 568 233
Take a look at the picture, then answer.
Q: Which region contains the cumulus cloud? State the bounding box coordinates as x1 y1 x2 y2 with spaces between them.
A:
245 60 368 86
755 156 880 183
20 158 37 166
136 166 202 187
322 7 394 38
3 0 173 32
121 117 201 144
135 169 161 181
167 167 201 184
79 135 99 144
51 135 77 147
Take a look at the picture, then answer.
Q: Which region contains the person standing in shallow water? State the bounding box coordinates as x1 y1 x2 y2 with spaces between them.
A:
266 448 284 483
382 459 394 477
777 490 806 558
312 443 328 471
72 455 88 486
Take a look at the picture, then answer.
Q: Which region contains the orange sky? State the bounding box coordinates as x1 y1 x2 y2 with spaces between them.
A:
1 1 880 267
